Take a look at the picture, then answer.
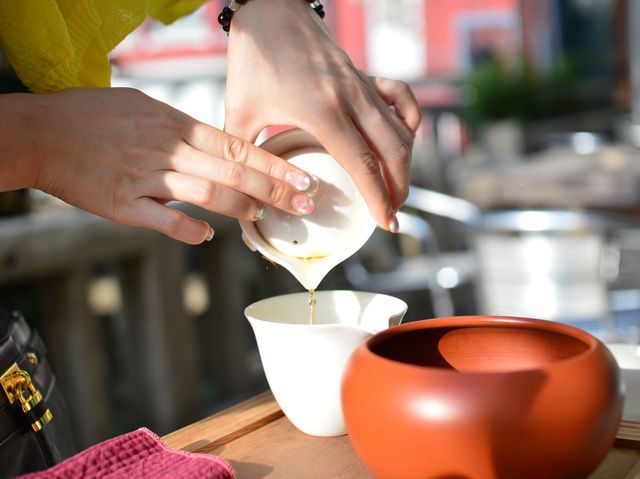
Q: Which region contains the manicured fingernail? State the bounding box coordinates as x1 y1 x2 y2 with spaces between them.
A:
292 194 314 215
388 214 399 233
305 174 320 197
285 172 312 192
206 226 215 241
255 205 266 221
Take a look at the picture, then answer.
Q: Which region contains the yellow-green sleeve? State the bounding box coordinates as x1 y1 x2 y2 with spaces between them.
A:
149 0 209 25
0 0 207 94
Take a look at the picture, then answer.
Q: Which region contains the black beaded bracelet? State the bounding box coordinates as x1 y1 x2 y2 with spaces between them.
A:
218 0 325 33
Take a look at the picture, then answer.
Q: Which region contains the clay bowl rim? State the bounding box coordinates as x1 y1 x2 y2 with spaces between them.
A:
362 315 602 375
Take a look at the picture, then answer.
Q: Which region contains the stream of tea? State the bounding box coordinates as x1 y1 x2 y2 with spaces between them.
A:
308 289 317 325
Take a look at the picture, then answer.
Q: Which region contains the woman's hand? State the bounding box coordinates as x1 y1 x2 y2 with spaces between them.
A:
224 0 421 231
8 88 316 244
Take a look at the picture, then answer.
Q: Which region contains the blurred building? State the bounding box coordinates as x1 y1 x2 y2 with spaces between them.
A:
110 0 621 110
111 0 528 81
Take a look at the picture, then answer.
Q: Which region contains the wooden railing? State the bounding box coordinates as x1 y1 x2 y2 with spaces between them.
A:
0 204 306 448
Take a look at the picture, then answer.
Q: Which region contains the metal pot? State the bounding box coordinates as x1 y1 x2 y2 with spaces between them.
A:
404 187 636 329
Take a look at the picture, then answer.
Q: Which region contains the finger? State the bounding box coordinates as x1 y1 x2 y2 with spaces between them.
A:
371 77 422 135
150 170 264 220
183 122 316 194
312 118 395 231
128 198 214 245
359 72 415 143
166 144 315 216
353 91 413 210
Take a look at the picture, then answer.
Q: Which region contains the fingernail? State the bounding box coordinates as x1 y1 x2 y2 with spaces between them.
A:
292 194 314 215
388 213 399 233
206 226 215 241
255 205 266 221
305 174 320 197
285 171 312 192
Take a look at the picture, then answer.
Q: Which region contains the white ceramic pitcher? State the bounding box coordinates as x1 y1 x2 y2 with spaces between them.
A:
245 290 407 436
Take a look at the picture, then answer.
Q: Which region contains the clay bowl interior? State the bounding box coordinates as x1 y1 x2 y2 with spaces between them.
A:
370 321 590 372
341 316 623 479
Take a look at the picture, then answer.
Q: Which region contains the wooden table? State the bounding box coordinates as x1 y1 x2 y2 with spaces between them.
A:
163 391 640 478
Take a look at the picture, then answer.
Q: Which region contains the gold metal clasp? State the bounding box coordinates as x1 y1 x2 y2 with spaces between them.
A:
31 408 53 431
1 363 52 431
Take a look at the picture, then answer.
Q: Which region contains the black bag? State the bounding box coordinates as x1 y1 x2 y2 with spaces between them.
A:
0 309 77 478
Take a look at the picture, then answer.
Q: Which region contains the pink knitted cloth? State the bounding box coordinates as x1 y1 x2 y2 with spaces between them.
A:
16 428 235 479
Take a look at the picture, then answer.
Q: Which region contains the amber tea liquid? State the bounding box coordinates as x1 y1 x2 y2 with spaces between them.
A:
308 289 317 325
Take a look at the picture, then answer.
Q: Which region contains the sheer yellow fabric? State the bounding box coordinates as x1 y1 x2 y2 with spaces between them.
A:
0 0 207 93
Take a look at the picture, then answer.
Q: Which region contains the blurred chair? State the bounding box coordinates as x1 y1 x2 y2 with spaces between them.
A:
343 193 477 319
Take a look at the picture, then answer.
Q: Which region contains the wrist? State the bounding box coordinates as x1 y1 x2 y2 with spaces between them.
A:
219 0 325 33
0 93 43 191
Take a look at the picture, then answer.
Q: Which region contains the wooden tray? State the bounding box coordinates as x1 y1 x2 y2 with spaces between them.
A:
164 391 640 478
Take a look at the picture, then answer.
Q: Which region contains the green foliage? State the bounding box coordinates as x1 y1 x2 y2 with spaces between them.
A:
463 57 584 127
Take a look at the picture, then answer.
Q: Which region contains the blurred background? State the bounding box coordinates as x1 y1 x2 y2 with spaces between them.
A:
1 0 639 449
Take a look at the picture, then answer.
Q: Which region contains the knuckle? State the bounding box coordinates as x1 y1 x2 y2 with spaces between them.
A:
222 162 244 189
263 158 283 179
224 137 250 165
343 78 369 105
318 74 360 109
267 181 287 206
359 150 381 177
315 85 342 116
393 140 412 163
163 111 187 137
194 181 217 205
239 200 259 220
110 179 134 223
111 203 128 225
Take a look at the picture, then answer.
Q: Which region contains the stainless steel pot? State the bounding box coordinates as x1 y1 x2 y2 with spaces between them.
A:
404 187 637 327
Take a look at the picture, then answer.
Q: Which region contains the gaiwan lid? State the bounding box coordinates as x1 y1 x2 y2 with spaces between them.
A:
239 129 376 290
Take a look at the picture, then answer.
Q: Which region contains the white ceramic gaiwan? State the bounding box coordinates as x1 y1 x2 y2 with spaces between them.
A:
240 129 376 291
245 290 407 436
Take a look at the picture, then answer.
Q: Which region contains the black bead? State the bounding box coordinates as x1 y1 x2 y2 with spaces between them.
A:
217 6 233 26
312 4 325 19
219 0 327 33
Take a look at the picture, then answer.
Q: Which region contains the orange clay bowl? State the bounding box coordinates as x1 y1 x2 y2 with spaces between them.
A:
341 316 623 479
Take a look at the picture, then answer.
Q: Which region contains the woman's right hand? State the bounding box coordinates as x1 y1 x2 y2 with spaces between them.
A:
5 87 315 244
224 0 421 232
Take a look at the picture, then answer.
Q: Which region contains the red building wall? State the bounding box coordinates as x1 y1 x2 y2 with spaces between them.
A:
333 0 368 71
331 0 520 79
112 0 523 80
423 0 519 76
